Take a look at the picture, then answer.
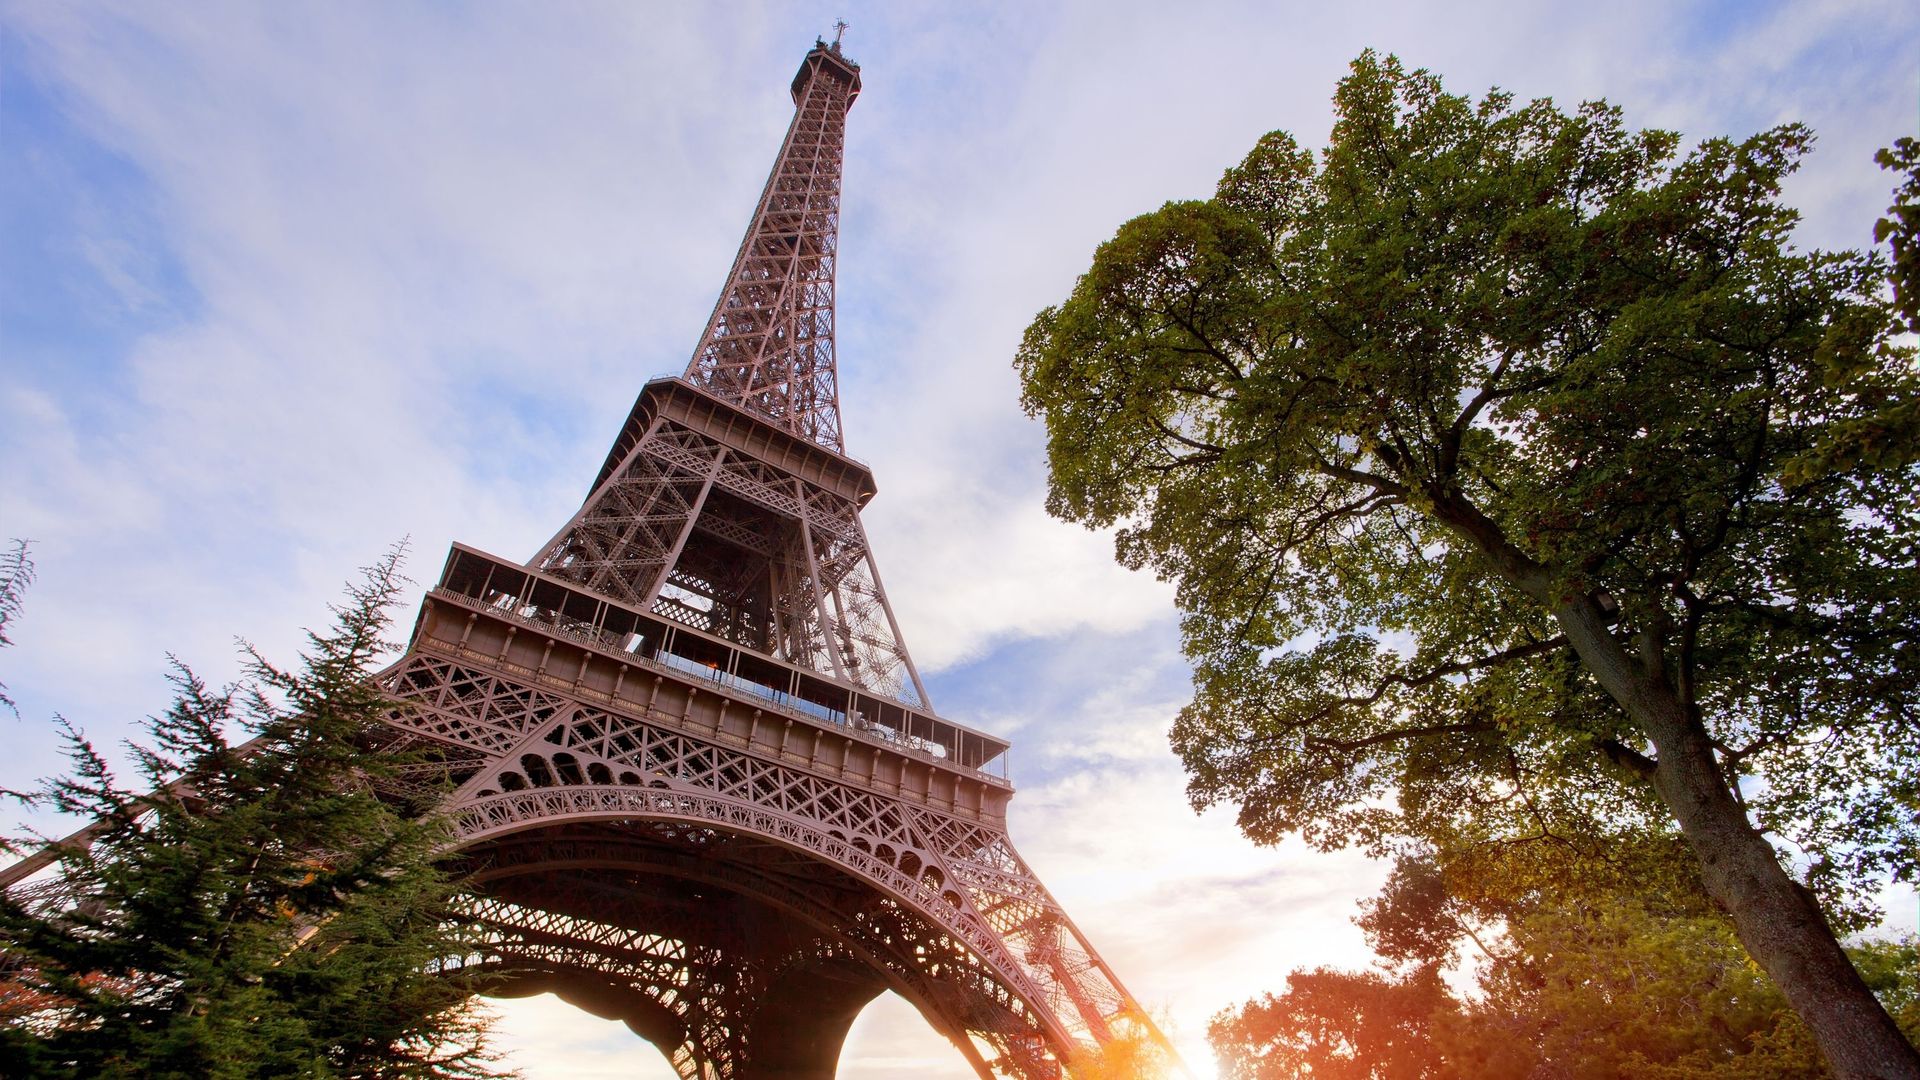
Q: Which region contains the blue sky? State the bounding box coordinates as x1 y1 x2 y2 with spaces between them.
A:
3 1 1916 1076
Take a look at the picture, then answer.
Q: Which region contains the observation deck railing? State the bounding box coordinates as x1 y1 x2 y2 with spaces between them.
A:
420 543 1010 783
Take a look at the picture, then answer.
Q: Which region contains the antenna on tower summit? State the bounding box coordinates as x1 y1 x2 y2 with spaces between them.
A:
832 19 849 50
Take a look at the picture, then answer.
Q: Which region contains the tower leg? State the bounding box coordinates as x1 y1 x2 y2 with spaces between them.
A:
734 957 885 1079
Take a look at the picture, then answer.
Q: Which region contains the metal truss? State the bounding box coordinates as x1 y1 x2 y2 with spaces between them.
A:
534 413 929 708
442 826 1052 1078
682 42 858 453
376 640 1147 1075
1 37 1171 1080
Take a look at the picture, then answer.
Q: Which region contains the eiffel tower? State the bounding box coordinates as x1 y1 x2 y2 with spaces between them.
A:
364 39 1164 1078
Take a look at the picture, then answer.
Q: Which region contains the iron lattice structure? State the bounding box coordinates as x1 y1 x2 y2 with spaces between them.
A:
682 44 851 453
2 40 1166 1079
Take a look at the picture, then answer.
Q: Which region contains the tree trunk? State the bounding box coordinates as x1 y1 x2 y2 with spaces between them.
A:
1557 604 1920 1079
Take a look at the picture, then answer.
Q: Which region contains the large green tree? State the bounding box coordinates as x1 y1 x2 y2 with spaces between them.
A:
0 550 503 1078
1016 52 1920 1077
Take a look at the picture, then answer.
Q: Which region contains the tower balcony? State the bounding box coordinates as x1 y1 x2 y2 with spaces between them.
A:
412 544 1014 817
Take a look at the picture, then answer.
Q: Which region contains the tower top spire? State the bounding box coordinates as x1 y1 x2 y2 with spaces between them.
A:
794 35 860 105
678 41 859 451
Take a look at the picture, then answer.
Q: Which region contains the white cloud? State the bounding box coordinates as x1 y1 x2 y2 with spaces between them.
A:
4 0 1914 1073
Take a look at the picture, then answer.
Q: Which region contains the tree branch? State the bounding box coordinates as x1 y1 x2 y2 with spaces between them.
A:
1307 719 1499 754
1313 457 1409 499
1149 416 1227 456
1290 635 1572 754
1597 736 1658 779
1344 635 1572 710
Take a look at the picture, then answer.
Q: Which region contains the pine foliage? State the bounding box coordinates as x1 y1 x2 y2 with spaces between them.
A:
0 547 506 1079
0 539 33 715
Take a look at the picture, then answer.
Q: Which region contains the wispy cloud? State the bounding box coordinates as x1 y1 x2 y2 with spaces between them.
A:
3 1 1913 1076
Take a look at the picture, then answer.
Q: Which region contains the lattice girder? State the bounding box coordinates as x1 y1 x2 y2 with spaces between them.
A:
453 823 1048 1078
375 640 1145 1071
533 405 929 706
683 44 858 452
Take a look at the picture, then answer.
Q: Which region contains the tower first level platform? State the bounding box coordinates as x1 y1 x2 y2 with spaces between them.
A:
401 539 1015 818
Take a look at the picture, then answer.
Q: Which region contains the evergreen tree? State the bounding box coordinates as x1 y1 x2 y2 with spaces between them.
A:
0 548 506 1078
0 540 33 715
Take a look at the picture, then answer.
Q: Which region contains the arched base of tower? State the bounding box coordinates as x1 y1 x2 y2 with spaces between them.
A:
441 818 1035 1079
480 962 889 1080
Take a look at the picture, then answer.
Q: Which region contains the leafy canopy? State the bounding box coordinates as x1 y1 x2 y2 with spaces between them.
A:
1016 51 1919 922
1213 858 1920 1080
